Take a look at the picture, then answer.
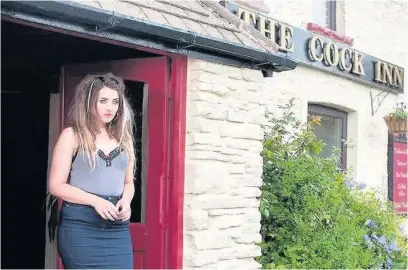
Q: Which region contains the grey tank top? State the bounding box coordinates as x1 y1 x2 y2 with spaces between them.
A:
68 147 129 196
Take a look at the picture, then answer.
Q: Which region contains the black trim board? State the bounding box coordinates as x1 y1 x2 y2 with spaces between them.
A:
1 0 298 76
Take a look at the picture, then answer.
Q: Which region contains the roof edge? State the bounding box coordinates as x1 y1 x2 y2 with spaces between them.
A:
201 0 280 51
1 0 297 75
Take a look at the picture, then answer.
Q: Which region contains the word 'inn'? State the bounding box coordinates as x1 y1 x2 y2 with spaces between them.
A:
374 60 404 88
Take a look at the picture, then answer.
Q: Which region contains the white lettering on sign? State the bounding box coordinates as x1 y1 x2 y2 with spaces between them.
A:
308 36 365 76
375 60 404 88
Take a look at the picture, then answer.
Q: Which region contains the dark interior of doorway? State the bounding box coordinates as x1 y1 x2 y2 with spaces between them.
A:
1 19 153 269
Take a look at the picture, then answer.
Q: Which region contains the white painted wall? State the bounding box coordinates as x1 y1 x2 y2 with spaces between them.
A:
262 0 408 195
263 66 399 196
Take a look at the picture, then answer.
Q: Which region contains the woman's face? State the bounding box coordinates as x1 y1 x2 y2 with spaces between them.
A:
95 86 120 125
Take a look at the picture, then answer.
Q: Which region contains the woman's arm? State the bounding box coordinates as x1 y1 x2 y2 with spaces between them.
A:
121 158 135 204
48 127 100 206
116 158 135 220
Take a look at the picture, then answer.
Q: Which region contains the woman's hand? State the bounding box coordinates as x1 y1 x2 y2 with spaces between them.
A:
116 198 131 221
92 197 119 221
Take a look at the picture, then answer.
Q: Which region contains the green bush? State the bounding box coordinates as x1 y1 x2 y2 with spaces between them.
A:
257 100 407 269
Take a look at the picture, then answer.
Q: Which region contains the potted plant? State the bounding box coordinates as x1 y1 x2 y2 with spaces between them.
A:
384 102 408 133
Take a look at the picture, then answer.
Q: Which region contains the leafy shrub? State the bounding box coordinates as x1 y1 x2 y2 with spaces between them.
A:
257 100 407 269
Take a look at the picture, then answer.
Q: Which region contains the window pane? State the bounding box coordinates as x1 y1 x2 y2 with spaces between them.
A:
310 0 328 27
308 104 347 169
313 115 343 159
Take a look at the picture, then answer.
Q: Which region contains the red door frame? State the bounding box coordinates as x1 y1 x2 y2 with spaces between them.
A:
2 17 186 269
167 57 187 268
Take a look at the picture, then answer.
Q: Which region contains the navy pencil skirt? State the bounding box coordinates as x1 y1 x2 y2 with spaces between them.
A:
57 195 133 269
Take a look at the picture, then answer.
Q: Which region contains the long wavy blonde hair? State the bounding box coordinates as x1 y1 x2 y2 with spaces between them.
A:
67 73 136 173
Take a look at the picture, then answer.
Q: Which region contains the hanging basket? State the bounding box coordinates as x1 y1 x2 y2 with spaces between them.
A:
383 116 408 133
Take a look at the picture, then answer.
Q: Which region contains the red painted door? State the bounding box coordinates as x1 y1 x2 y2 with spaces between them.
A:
58 57 169 269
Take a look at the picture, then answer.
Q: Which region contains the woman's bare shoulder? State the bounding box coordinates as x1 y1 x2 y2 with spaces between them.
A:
60 127 75 138
57 127 78 149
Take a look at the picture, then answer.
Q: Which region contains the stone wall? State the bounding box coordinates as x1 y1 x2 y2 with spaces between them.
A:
184 59 266 269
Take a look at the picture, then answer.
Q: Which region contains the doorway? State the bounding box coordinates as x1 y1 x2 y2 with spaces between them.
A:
1 91 50 269
59 56 171 269
1 19 164 269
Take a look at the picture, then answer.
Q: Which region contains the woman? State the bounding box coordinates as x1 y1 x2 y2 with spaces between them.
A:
48 73 136 269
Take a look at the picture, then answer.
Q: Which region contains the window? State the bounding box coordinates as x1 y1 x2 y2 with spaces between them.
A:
311 0 337 31
327 0 337 31
308 104 347 169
